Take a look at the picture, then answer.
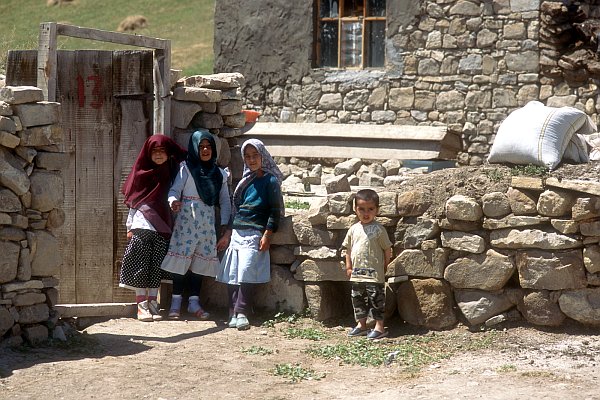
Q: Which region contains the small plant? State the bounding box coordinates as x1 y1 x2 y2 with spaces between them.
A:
483 168 506 182
262 310 311 328
242 345 275 356
284 327 328 341
510 164 548 177
272 363 325 383
285 199 310 210
497 364 517 373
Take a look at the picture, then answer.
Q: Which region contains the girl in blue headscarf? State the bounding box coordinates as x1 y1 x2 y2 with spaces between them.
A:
216 138 284 330
161 130 232 320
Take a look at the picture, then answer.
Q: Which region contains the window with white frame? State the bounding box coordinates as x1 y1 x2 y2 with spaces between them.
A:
315 0 386 68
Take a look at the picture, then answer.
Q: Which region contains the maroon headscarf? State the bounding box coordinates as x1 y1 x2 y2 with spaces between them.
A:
122 134 186 236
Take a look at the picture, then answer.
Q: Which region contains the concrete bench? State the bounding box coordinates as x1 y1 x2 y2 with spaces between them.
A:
236 122 460 160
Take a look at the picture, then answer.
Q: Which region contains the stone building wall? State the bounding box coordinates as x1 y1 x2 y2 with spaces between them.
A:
251 173 600 330
0 86 64 346
214 1 600 166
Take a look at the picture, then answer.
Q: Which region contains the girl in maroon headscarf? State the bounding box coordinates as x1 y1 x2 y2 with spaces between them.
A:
119 134 186 322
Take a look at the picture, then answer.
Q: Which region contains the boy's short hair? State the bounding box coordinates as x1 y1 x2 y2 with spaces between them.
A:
354 189 379 208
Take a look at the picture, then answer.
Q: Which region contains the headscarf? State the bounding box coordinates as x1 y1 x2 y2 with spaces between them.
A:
122 134 186 235
187 129 223 207
233 138 284 214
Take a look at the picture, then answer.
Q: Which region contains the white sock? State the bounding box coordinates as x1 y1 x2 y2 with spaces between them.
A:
188 296 201 313
237 313 246 319
135 288 147 297
170 294 182 311
148 288 159 298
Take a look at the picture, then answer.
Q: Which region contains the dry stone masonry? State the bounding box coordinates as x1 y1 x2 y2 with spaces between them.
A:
214 1 600 166
0 86 65 346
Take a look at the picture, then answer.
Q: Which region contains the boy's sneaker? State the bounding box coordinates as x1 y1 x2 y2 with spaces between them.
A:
148 300 163 321
347 327 369 337
367 330 388 340
137 301 153 322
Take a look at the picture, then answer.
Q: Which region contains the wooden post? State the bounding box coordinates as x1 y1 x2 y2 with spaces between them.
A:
37 22 58 101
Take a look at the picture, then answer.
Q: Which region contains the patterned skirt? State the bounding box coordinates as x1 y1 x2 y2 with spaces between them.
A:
161 196 219 277
119 229 168 290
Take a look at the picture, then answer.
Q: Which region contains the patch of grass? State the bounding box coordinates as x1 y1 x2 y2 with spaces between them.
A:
242 345 275 356
483 168 506 182
0 0 215 75
283 327 328 341
521 370 555 378
510 164 549 177
262 310 311 328
285 199 311 210
306 336 451 371
497 364 517 373
272 363 325 383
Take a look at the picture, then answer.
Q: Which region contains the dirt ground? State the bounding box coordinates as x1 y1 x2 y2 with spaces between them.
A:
2 311 600 400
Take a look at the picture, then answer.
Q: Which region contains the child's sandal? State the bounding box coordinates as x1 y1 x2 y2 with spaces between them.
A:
193 308 210 320
168 309 181 320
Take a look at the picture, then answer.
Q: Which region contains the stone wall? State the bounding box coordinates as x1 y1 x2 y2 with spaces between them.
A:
214 1 600 166
0 86 65 346
256 174 600 329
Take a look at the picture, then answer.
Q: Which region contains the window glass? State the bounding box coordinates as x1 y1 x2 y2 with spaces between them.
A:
320 21 339 67
365 20 385 67
367 0 385 16
342 0 364 17
320 0 339 17
340 21 362 67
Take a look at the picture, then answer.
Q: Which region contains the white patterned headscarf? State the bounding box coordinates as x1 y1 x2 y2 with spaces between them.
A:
233 138 284 214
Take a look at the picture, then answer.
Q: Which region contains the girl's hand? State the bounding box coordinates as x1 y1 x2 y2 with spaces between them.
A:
216 229 232 251
127 231 133 240
259 233 272 251
171 200 182 212
346 268 353 279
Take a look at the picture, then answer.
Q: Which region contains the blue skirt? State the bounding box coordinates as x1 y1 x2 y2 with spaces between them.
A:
217 229 271 284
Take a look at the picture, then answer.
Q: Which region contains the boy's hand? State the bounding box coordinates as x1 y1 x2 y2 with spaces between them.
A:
171 200 182 212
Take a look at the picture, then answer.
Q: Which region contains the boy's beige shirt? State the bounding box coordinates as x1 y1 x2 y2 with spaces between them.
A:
342 221 392 284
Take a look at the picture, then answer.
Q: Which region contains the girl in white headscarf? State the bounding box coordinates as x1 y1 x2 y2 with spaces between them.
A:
216 139 284 330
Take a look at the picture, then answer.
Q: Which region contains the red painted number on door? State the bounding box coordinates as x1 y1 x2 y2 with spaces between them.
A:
76 74 104 109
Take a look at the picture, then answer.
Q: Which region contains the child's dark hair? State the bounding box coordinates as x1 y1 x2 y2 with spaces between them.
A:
354 189 379 208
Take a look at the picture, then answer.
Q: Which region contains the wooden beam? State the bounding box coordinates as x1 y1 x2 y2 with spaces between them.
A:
56 23 169 49
56 303 136 318
37 22 58 101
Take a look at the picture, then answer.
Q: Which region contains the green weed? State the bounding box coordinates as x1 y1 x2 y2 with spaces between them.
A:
283 327 328 341
483 168 506 182
272 363 325 383
497 364 517 373
285 199 311 210
262 310 311 328
510 164 548 177
242 345 275 356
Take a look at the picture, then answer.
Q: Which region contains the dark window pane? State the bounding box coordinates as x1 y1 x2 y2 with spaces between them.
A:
342 0 364 17
320 21 339 67
367 0 386 16
320 0 339 17
365 20 385 67
341 21 362 67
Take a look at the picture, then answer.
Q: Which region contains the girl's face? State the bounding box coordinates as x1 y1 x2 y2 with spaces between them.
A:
199 139 212 162
243 145 262 172
151 146 168 165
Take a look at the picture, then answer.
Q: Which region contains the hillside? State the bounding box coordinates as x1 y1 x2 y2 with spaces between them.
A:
0 0 215 76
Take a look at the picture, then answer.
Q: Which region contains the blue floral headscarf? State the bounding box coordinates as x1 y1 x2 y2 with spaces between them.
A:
187 129 222 206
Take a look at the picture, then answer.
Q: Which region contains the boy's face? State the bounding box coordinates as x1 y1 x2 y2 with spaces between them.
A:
150 146 168 165
355 198 378 224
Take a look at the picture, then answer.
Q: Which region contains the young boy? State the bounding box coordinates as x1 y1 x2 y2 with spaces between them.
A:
342 189 393 339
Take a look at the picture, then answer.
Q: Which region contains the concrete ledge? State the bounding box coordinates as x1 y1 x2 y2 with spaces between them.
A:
56 303 136 318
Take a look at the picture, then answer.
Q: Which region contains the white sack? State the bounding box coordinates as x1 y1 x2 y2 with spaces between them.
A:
488 101 595 170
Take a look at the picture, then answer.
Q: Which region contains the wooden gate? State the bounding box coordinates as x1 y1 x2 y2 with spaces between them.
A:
7 49 154 303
